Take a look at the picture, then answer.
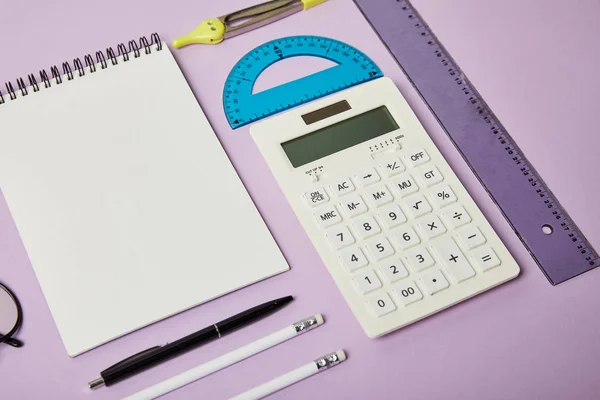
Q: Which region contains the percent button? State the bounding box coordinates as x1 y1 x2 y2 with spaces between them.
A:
431 185 457 208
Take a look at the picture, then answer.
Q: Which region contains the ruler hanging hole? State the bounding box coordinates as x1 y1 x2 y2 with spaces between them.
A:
542 224 554 235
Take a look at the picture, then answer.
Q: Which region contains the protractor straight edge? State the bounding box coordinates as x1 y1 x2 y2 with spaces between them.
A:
354 0 599 284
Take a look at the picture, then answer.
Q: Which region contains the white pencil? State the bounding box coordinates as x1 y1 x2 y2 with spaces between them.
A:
230 350 347 400
123 314 324 400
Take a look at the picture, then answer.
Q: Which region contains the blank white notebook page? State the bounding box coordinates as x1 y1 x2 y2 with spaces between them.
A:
0 43 289 356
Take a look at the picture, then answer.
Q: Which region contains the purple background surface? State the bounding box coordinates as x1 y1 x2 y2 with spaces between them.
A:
1 0 599 399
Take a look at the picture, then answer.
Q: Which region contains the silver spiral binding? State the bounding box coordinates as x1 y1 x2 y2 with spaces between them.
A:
0 33 163 105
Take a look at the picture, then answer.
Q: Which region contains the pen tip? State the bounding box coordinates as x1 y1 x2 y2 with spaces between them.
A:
278 295 294 306
88 377 105 390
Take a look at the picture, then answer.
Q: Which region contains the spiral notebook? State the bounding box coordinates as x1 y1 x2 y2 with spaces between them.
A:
0 34 289 356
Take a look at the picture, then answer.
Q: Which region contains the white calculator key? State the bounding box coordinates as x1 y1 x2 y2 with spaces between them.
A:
393 280 423 306
340 247 369 272
367 293 396 317
353 269 382 294
405 149 430 167
417 165 444 187
339 195 368 218
365 237 395 260
353 215 381 239
330 178 355 197
379 158 405 178
404 193 432 218
442 205 472 228
378 204 407 229
417 215 447 239
303 188 329 207
314 205 342 228
430 237 475 282
471 247 501 271
430 184 458 208
391 173 419 197
326 226 355 250
379 258 409 283
404 246 436 272
365 184 394 208
457 226 487 250
419 268 450 295
392 226 421 250
355 168 380 187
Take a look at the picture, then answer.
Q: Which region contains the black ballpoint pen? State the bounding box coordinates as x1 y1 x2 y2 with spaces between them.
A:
88 295 293 389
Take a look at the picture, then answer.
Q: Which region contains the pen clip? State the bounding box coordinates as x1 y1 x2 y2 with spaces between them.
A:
103 345 163 373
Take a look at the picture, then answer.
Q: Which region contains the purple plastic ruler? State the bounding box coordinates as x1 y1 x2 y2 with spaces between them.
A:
354 0 599 284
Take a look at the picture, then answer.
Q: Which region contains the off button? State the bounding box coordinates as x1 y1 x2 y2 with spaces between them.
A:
405 149 430 167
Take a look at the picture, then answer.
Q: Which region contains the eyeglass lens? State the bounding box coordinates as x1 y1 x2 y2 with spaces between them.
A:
0 287 18 339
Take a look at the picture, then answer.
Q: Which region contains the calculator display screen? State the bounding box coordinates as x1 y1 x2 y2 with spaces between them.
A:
282 106 399 167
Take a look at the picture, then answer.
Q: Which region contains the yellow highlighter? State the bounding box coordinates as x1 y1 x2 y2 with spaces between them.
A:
172 0 327 48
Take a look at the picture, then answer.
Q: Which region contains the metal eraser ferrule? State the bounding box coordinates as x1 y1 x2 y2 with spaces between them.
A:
292 315 319 334
314 352 341 371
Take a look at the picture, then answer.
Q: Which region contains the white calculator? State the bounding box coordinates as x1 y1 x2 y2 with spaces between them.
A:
251 77 520 337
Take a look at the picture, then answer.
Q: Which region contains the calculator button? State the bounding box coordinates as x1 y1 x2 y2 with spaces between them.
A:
430 184 457 208
430 237 475 282
471 247 501 271
378 204 407 229
314 205 342 228
355 168 380 187
417 215 447 239
365 184 393 208
365 237 395 260
367 293 396 317
379 258 409 283
339 195 368 218
330 179 355 197
417 165 443 187
442 205 472 229
457 226 487 250
393 280 423 306
391 173 419 197
404 246 436 272
304 188 329 207
340 247 369 272
405 149 430 167
392 226 421 250
419 268 450 295
353 215 381 239
326 226 355 250
404 193 432 218
379 158 405 178
353 269 382 294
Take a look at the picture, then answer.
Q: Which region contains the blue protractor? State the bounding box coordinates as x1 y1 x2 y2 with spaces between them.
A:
223 35 383 129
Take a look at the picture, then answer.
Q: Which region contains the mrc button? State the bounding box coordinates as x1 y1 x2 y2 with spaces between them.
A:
405 149 430 167
314 205 342 228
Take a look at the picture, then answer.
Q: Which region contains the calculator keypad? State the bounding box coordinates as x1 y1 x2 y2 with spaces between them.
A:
253 77 520 339
305 151 509 324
